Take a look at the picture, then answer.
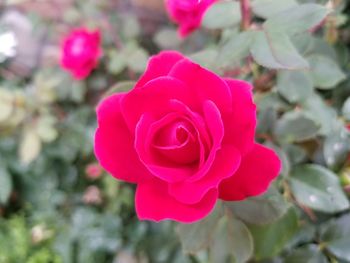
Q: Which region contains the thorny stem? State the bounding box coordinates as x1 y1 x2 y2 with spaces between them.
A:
240 0 251 30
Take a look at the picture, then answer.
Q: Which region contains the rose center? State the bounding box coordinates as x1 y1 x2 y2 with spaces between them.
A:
152 119 200 165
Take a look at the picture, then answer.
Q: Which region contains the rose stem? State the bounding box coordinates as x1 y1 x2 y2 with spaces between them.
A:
240 0 251 31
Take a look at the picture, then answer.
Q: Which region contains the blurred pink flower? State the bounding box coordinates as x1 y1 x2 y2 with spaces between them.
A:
60 28 101 80
85 163 103 180
165 0 217 37
83 186 102 205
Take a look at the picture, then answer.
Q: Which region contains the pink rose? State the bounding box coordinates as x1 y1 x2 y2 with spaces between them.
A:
94 51 281 223
60 28 101 80
165 0 217 37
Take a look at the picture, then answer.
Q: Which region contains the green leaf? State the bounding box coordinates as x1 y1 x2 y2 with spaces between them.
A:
284 144 307 166
209 215 253 263
177 204 223 254
273 111 319 143
107 50 126 75
0 165 12 204
19 127 42 165
251 0 298 18
217 31 254 68
70 81 87 103
154 28 182 49
286 224 317 249
307 55 346 89
225 187 290 225
121 14 141 39
126 48 149 73
250 31 309 69
190 49 219 72
289 164 350 213
284 245 328 263
249 208 298 260
0 88 13 123
323 128 350 169
342 97 350 121
264 4 329 35
256 91 291 112
292 33 315 55
202 0 241 30
36 115 57 143
257 107 277 134
102 81 136 98
277 70 313 103
302 94 338 135
320 214 350 261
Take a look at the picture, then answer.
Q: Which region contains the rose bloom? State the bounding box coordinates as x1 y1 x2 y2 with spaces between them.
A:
94 51 281 223
60 28 101 80
165 0 217 37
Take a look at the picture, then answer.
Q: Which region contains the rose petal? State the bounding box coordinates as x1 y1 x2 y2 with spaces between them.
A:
166 0 217 37
219 143 281 201
134 99 224 184
167 99 211 168
169 59 232 112
121 76 193 132
152 118 200 164
187 100 224 183
94 93 153 183
169 145 241 204
135 113 196 182
136 179 218 223
135 51 185 88
222 79 256 155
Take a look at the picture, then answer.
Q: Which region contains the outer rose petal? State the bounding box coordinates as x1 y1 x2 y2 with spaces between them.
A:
219 143 281 201
136 179 218 223
71 60 96 80
94 93 153 183
169 145 241 204
135 51 185 88
222 79 256 155
169 59 232 112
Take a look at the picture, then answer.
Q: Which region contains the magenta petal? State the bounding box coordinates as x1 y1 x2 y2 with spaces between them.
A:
94 93 153 183
121 76 192 132
169 145 241 204
188 100 224 182
135 51 185 88
135 179 218 223
219 143 281 201
169 59 232 112
222 79 257 155
135 113 195 182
